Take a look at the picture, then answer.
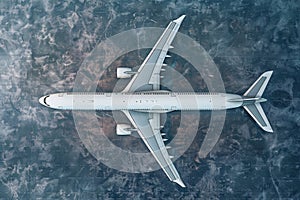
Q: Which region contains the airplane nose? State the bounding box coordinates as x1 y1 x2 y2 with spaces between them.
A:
39 95 50 107
39 97 44 105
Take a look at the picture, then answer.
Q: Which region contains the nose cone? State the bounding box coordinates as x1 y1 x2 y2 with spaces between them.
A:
39 96 44 105
39 95 49 107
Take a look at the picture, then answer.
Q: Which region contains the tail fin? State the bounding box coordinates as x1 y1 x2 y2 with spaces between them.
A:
243 71 273 132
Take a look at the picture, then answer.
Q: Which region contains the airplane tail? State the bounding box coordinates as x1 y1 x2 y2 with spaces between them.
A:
242 71 273 132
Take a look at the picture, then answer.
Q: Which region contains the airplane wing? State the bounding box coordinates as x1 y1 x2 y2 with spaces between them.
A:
122 110 186 187
120 16 186 187
122 15 186 92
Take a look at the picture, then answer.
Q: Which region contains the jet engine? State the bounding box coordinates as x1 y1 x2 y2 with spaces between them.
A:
117 67 135 79
116 124 132 135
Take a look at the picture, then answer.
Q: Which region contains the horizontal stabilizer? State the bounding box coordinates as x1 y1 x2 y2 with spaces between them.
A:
244 71 273 97
243 103 273 132
243 71 273 132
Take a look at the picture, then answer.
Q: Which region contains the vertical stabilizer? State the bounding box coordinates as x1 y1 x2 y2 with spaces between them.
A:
243 71 273 132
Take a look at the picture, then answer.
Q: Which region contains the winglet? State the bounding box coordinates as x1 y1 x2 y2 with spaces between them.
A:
173 179 186 188
173 15 186 24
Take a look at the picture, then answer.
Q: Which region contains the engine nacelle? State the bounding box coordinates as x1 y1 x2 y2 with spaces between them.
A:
116 124 132 135
117 67 134 79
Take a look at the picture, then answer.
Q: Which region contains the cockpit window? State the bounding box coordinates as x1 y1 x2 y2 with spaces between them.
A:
44 95 50 106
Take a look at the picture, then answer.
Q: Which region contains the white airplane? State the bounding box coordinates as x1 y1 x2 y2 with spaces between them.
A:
39 15 273 187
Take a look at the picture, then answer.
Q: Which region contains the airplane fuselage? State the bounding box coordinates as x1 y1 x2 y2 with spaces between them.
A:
40 91 243 112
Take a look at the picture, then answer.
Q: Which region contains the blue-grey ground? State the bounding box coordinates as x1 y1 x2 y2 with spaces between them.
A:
0 0 299 199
